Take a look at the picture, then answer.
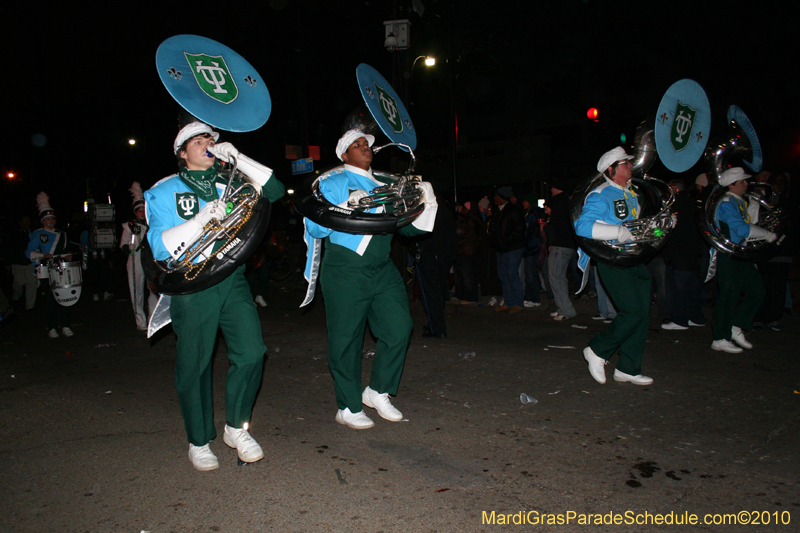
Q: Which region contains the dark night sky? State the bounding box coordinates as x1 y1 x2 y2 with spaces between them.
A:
3 1 799 223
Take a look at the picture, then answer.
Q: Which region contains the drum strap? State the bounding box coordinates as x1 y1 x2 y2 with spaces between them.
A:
51 232 62 255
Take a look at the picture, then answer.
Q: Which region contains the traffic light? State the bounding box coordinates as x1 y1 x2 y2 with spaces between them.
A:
587 107 599 121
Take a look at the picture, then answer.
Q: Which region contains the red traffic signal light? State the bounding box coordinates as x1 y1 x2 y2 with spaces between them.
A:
587 107 599 121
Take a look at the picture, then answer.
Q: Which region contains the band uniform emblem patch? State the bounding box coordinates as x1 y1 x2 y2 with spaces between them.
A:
39 234 49 244
670 100 696 152
175 192 200 221
184 52 239 104
613 199 629 220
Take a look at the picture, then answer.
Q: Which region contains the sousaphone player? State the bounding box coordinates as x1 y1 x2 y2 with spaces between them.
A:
148 33 285 472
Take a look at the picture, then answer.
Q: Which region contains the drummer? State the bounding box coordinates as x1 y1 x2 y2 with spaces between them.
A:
25 192 76 338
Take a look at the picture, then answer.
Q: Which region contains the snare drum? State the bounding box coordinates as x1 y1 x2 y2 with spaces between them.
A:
89 227 117 250
34 260 51 279
49 260 82 307
89 203 115 223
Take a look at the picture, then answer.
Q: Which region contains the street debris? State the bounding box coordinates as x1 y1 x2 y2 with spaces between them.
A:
520 393 538 404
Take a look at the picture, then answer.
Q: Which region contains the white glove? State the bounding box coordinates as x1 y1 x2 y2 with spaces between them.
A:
161 200 226 260
207 142 239 163
411 181 438 232
194 199 226 228
417 181 438 210
209 143 274 188
346 189 370 207
591 221 633 242
748 225 777 242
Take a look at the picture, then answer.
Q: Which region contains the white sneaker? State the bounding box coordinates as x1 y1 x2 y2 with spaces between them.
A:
188 443 219 471
523 301 541 308
254 296 267 308
362 386 403 421
223 424 264 463
583 346 607 384
661 321 688 330
61 327 74 337
688 320 706 327
731 326 753 349
711 339 743 353
613 369 654 385
487 297 498 307
47 328 59 338
335 408 375 429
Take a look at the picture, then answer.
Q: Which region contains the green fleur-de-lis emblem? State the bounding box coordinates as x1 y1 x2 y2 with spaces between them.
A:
184 52 238 104
670 101 696 152
374 82 403 133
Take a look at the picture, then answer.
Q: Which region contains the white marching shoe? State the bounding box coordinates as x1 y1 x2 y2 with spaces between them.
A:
613 369 654 385
223 424 264 463
362 386 403 421
731 326 753 349
583 346 607 384
188 444 219 471
335 408 375 429
711 339 743 353
254 296 267 308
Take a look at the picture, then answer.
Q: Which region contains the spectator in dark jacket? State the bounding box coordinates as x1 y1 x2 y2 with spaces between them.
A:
545 179 577 320
660 179 708 330
488 186 526 312
454 201 482 303
522 194 544 307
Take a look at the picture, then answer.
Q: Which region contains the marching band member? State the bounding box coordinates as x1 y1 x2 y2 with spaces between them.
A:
302 130 438 429
710 167 775 353
25 192 75 338
119 182 157 332
144 122 285 471
574 147 654 386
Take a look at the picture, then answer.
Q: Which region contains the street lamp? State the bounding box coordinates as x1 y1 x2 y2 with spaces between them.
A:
407 55 436 105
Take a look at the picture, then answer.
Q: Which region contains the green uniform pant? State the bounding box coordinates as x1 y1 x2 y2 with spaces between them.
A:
320 257 412 412
712 254 765 341
590 263 651 375
170 266 266 446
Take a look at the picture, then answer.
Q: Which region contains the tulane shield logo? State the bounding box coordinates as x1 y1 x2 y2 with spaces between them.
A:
613 199 629 220
374 82 403 134
670 100 696 152
175 192 200 221
184 52 238 104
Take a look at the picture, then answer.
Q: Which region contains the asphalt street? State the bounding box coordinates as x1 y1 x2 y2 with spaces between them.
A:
1 269 798 532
